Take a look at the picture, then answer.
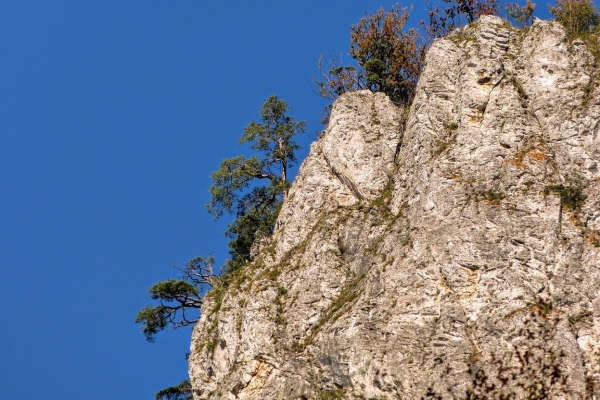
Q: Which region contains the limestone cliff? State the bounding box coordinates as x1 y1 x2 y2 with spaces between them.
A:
189 16 600 399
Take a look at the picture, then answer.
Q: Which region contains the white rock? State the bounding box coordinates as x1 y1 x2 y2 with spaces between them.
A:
189 17 600 399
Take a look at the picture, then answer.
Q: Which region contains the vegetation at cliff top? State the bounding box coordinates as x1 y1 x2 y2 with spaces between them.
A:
315 5 424 109
421 0 501 40
315 0 599 122
505 0 537 27
315 0 506 117
550 0 600 36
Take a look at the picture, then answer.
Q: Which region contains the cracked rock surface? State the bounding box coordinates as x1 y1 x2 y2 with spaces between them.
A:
189 16 600 399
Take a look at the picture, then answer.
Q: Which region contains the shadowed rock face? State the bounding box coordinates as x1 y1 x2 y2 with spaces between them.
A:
189 16 600 399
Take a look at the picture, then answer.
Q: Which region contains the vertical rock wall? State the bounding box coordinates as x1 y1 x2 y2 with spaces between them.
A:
189 16 600 399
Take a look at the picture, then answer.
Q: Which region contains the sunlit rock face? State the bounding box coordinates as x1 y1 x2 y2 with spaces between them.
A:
189 16 600 399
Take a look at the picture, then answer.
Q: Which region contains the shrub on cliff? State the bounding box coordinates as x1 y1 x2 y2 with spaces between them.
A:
505 0 537 27
549 0 600 36
155 380 192 400
315 5 424 111
420 0 501 40
316 0 505 121
350 5 424 106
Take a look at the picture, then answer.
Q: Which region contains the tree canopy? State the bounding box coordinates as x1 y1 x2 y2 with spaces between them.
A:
505 0 537 27
349 5 424 106
550 0 600 36
207 95 305 270
135 256 214 342
315 5 424 109
155 380 192 400
315 0 502 118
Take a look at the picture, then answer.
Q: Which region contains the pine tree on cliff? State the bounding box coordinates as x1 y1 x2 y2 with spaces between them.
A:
207 95 306 272
154 380 192 400
135 95 305 343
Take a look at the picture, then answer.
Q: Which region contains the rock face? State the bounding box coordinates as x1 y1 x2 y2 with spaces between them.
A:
189 16 600 399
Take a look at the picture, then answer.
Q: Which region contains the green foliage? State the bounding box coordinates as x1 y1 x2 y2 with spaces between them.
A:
149 280 199 301
135 256 214 342
568 310 593 329
368 177 401 228
136 279 203 342
207 95 305 266
445 121 459 130
291 272 365 353
480 190 505 205
205 155 262 218
433 124 459 157
155 380 192 400
316 0 506 116
505 0 537 27
529 298 554 315
583 72 598 106
135 306 168 343
297 273 366 350
240 96 303 173
511 75 529 105
543 184 586 211
223 188 282 267
549 0 600 37
433 136 457 157
207 95 304 217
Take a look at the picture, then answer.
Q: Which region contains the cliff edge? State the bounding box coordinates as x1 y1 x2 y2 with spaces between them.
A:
189 16 600 399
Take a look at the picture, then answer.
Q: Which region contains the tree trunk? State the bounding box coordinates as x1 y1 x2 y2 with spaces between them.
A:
279 138 288 202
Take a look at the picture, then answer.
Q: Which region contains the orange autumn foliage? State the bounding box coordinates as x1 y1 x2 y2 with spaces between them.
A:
315 5 424 109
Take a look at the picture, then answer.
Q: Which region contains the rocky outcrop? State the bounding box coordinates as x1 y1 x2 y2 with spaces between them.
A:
189 16 600 399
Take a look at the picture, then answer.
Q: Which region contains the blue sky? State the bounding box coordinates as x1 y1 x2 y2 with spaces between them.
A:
0 1 553 399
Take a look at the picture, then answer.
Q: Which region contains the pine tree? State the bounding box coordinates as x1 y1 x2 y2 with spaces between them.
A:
207 95 305 271
135 256 214 342
136 96 305 341
155 380 192 400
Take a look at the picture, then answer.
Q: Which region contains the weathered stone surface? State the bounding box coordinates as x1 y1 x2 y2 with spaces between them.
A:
189 16 600 399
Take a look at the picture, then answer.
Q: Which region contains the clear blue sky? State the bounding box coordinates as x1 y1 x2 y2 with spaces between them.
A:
0 1 553 399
